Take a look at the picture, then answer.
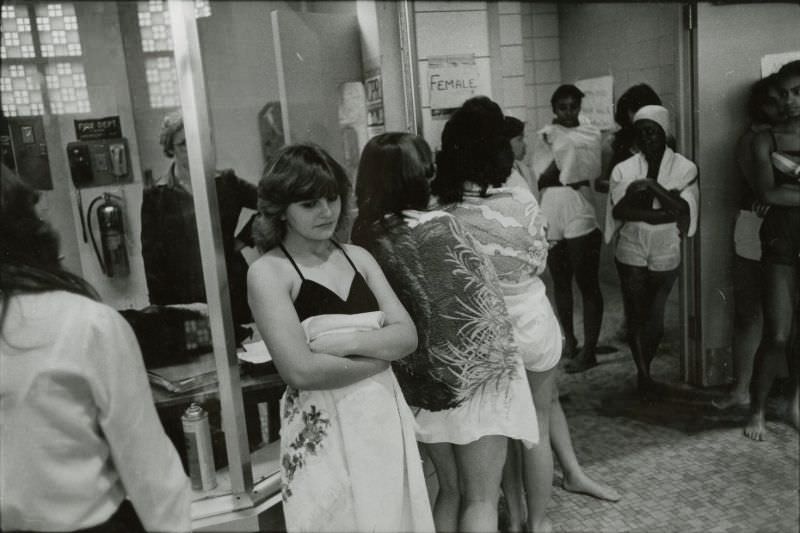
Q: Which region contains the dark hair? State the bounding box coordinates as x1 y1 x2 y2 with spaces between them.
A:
503 116 525 139
430 96 513 205
778 59 800 80
252 143 351 252
747 74 780 123
550 84 585 109
1 165 98 327
614 83 662 129
351 132 434 245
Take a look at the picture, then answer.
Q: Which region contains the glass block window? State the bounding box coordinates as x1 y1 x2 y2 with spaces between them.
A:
194 0 211 19
35 3 82 57
0 2 89 116
45 62 89 114
145 56 179 108
1 4 36 59
137 0 212 108
137 0 173 52
1 63 45 116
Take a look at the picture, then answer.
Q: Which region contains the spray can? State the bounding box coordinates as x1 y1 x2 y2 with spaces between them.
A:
182 402 217 490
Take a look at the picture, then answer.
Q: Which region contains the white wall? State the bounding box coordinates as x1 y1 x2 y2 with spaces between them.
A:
694 2 800 381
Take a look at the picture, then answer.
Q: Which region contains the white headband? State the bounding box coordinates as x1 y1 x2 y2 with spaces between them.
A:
633 105 670 136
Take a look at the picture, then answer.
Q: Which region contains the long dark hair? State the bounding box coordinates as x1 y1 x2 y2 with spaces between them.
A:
747 74 780 124
351 132 434 246
430 96 513 205
1 165 98 327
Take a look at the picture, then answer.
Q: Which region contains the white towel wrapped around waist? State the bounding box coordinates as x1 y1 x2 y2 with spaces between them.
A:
301 311 386 343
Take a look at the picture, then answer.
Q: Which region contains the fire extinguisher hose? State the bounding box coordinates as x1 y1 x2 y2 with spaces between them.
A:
86 195 107 276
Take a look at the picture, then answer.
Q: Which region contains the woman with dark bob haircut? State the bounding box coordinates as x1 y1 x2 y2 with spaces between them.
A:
432 96 619 533
351 132 539 533
0 165 190 532
247 144 434 532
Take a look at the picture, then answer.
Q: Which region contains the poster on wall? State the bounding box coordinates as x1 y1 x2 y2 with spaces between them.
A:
574 75 615 130
365 72 385 138
761 51 800 77
428 54 482 120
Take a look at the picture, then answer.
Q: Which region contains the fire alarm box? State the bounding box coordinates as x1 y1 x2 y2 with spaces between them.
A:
66 138 132 188
2 115 53 190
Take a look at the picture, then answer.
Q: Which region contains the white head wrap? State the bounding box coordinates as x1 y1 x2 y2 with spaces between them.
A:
633 105 670 136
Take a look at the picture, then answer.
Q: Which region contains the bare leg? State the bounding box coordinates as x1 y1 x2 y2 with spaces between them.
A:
549 240 578 358
501 439 527 532
522 368 556 533
641 267 679 371
565 230 604 373
745 262 797 441
454 435 508 533
424 442 460 533
785 299 799 431
616 261 655 393
715 255 762 408
550 383 620 502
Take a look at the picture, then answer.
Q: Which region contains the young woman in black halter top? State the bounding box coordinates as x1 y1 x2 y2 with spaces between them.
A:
746 60 800 441
247 144 434 532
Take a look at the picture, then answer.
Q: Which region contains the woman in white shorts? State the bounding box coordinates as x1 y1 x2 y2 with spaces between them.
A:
536 85 605 373
433 96 619 533
714 75 784 410
606 105 698 397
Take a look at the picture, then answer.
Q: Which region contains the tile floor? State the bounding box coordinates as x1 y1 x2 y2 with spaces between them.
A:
263 281 799 532
545 347 798 533
526 281 799 533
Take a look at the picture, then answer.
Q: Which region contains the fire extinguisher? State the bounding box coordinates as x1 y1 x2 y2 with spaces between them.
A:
85 192 130 277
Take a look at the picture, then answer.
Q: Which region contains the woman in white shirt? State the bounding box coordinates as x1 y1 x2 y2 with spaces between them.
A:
0 164 190 532
605 106 698 398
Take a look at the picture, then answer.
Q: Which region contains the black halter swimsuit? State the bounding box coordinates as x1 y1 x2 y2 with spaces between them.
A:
759 132 800 266
279 241 379 321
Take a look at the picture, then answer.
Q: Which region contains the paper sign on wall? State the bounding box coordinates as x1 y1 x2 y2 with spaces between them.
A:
365 72 385 137
761 51 800 77
428 54 482 119
574 75 615 131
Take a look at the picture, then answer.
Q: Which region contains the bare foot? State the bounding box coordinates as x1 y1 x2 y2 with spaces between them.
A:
529 516 552 533
712 391 750 410
744 411 767 441
563 474 621 502
789 393 799 431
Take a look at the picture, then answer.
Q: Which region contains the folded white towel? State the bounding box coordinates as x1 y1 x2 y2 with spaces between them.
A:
301 311 386 343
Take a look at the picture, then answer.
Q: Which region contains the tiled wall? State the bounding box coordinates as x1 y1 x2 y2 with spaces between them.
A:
498 2 525 120
525 3 561 133
413 1 562 153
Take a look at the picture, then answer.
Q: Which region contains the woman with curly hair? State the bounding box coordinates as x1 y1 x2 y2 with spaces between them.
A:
246 144 434 532
0 165 190 532
351 132 539 533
